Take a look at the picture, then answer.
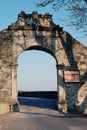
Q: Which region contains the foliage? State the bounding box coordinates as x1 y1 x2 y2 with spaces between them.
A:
34 0 87 33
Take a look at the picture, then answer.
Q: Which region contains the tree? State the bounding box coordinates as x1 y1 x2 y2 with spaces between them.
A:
34 0 87 34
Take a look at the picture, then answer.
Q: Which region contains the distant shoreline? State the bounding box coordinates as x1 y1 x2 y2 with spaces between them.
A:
18 91 57 99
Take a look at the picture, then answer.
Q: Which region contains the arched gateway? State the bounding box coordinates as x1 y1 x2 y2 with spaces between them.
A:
0 11 87 115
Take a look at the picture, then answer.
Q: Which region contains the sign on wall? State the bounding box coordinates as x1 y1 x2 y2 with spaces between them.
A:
63 70 80 83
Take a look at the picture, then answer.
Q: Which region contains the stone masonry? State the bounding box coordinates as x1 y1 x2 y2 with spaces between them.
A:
0 11 87 114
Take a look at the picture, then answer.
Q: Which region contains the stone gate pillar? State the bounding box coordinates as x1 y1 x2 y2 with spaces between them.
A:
10 63 19 112
11 64 18 101
56 65 67 113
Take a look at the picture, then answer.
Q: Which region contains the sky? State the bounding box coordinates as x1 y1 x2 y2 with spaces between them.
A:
0 0 87 91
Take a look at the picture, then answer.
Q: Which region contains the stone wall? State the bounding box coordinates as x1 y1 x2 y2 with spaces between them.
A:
56 31 87 113
0 30 12 102
0 11 87 114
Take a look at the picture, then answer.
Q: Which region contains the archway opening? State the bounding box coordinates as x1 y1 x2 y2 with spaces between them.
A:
17 48 58 110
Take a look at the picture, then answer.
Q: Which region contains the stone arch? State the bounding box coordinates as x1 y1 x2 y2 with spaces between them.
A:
15 45 58 109
27 45 56 56
26 45 58 63
0 11 87 115
17 45 58 93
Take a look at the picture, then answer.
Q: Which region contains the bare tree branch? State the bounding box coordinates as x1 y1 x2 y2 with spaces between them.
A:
34 0 87 33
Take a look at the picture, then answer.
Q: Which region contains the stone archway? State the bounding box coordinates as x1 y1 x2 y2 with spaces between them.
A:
17 47 58 110
0 11 87 115
17 45 58 92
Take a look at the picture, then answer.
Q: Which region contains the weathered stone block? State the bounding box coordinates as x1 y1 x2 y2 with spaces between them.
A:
0 102 10 115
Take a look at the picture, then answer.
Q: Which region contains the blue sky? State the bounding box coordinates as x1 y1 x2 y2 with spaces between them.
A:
0 0 87 91
17 51 57 91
